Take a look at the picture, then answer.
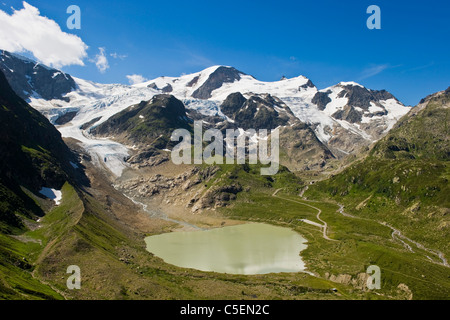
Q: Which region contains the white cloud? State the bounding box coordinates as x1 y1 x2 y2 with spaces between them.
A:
359 64 389 80
93 47 109 73
0 2 88 68
126 74 148 85
110 52 127 60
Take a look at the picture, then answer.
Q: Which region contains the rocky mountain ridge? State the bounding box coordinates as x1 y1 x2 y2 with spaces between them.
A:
0 50 411 172
0 50 76 101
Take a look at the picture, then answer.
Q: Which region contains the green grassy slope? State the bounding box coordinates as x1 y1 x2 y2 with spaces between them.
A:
296 88 450 298
177 160 448 299
0 160 367 300
0 183 80 299
307 88 449 256
3 153 448 299
218 184 450 299
0 68 83 298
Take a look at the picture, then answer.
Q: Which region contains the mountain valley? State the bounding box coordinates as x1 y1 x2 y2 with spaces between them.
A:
0 50 448 300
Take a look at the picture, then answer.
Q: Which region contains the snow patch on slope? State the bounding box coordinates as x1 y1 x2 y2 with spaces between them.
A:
39 187 62 205
209 75 311 101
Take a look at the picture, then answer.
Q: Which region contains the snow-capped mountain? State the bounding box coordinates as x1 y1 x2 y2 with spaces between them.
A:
0 50 76 101
133 65 411 156
0 50 411 174
218 92 299 130
135 65 313 101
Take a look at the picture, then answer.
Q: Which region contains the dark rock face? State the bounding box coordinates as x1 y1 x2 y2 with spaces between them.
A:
80 117 102 130
338 85 394 111
161 84 173 93
54 111 78 125
192 66 244 99
241 95 293 130
332 105 363 124
0 69 78 195
200 183 243 208
127 148 160 164
445 86 450 95
371 89 395 101
325 84 403 123
366 109 388 117
91 94 191 149
299 79 315 90
312 90 332 111
0 50 76 101
187 75 200 87
338 85 372 109
147 83 173 93
216 183 243 195
279 123 335 171
220 92 247 118
219 92 295 130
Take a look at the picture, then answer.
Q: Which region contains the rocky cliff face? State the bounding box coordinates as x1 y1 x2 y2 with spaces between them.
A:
115 165 243 211
0 69 76 190
326 85 394 123
278 123 335 171
0 50 76 101
216 92 335 171
220 92 297 130
304 82 410 156
192 66 244 99
0 69 79 230
91 94 192 151
312 91 332 111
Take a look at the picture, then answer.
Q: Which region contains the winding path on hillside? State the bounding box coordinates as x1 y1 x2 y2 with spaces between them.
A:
335 203 449 267
272 188 337 241
277 187 449 268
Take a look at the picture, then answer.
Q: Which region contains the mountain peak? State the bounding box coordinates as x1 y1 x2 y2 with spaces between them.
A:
191 66 245 99
0 49 76 101
219 92 298 130
91 94 190 150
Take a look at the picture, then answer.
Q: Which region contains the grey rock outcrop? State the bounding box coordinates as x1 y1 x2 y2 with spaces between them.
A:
0 50 76 101
192 66 244 99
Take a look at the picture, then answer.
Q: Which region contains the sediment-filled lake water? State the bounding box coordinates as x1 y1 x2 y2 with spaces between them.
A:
144 223 308 275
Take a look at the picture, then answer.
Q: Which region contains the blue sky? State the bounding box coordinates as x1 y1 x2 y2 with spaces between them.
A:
1 0 449 105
